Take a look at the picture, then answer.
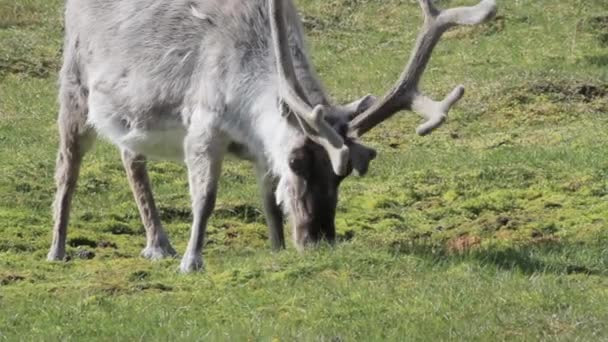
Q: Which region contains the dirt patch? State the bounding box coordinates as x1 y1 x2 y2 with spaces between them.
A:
447 235 482 254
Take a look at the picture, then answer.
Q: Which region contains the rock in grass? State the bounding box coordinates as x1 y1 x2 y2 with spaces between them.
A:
75 249 96 260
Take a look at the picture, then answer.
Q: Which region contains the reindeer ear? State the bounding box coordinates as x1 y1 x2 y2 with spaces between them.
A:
348 142 377 176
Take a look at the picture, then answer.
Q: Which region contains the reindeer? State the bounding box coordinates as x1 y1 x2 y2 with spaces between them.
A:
48 0 497 272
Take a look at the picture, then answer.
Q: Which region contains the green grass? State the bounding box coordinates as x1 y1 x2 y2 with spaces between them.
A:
1 0 608 340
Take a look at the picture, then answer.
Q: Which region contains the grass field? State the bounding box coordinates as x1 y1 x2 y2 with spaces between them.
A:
1 0 608 340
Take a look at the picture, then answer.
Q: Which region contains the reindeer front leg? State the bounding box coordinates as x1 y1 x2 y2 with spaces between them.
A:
179 121 228 273
256 166 285 250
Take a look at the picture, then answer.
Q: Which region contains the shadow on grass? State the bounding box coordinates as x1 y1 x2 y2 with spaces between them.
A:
390 240 607 276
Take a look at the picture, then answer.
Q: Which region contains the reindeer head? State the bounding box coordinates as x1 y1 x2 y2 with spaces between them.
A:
274 97 377 248
269 0 497 248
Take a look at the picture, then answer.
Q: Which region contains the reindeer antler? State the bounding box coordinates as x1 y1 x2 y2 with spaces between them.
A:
269 0 350 176
348 0 497 137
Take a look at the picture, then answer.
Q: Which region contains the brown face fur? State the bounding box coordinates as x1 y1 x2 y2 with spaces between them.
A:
285 137 352 248
280 100 377 249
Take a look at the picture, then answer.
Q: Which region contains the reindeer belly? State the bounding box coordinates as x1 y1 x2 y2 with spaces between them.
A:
120 127 187 160
89 110 187 161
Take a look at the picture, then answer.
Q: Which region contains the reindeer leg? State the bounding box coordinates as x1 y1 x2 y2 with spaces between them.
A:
121 149 176 260
179 120 227 273
256 166 285 250
48 86 96 261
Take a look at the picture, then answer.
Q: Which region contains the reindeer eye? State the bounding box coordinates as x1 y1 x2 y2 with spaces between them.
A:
288 157 305 173
288 148 310 177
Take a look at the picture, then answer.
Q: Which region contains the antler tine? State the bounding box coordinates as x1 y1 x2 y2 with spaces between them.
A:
348 0 497 138
419 0 439 19
268 0 349 176
413 85 465 136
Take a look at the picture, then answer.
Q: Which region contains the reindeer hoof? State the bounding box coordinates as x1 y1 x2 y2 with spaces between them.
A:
47 249 66 262
141 244 177 260
179 254 204 273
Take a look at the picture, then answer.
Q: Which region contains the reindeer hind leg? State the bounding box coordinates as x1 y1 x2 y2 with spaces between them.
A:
121 149 176 260
48 81 96 261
